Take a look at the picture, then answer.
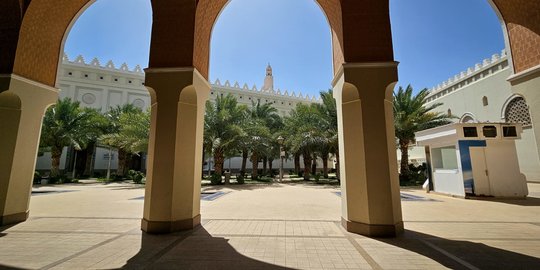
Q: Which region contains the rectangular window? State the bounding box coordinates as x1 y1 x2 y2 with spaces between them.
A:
432 146 458 170
503 126 517 137
463 127 478 138
482 125 497 138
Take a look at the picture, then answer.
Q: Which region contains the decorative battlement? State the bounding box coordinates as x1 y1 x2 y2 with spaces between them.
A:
62 53 320 102
62 53 144 74
427 50 509 102
212 78 320 102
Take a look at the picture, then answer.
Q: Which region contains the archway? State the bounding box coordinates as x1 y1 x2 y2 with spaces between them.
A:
0 0 539 238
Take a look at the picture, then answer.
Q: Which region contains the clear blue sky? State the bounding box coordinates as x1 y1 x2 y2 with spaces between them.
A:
64 0 504 96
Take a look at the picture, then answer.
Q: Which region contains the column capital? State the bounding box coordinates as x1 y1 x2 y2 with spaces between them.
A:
333 62 399 102
143 67 210 105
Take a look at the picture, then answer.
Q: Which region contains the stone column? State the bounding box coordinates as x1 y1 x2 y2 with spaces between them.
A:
333 63 403 237
141 68 210 234
0 74 58 226
509 66 540 163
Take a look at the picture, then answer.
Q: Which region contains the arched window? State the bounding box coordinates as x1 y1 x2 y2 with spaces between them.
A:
505 97 532 126
461 115 475 123
447 109 452 116
482 96 489 106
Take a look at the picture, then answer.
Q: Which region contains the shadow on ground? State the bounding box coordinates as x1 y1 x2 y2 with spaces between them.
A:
471 196 540 206
374 230 540 270
122 227 291 269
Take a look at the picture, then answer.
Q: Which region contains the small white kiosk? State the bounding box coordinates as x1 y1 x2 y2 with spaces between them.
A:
416 123 528 198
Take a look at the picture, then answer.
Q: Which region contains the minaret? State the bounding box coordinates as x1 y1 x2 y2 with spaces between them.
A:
262 63 274 92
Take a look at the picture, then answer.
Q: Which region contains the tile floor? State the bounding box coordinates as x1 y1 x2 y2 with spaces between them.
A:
0 182 539 269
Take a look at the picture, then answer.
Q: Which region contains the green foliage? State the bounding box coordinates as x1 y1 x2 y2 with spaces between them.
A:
34 171 42 184
393 85 455 176
48 175 73 184
314 173 322 182
100 105 150 154
210 173 223 185
399 164 427 186
127 170 145 184
40 98 106 177
236 174 245 185
258 176 273 182
204 94 248 176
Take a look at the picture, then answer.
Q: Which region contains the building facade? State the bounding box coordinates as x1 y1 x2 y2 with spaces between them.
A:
423 50 540 182
35 55 321 174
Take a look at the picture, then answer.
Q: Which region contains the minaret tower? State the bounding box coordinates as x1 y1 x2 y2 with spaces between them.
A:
262 63 274 92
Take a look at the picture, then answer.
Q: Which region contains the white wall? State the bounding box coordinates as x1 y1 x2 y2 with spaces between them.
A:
425 55 540 181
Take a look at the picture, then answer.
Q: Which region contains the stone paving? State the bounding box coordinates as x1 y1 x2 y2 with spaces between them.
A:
0 182 539 269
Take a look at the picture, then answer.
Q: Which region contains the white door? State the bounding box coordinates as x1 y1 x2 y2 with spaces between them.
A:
470 148 491 196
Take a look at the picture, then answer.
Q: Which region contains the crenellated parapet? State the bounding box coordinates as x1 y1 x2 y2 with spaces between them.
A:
62 53 144 74
426 50 509 103
211 77 320 103
61 53 321 103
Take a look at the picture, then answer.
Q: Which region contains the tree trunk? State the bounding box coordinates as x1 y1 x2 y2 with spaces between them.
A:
213 148 225 176
303 151 312 181
294 153 301 174
311 154 317 175
83 142 96 176
241 150 248 176
262 157 267 175
399 139 410 176
251 152 259 180
268 158 273 174
50 145 62 177
117 149 128 177
322 153 329 179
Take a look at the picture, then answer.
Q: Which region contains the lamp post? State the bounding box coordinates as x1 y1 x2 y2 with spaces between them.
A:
277 136 285 182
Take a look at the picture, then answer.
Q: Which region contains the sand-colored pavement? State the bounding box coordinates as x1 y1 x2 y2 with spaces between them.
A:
0 182 539 269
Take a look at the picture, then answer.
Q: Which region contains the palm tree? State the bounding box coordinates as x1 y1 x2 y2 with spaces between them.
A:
204 94 247 176
248 101 283 174
393 85 454 177
40 98 104 177
244 119 272 180
313 90 339 179
100 104 147 178
284 103 325 180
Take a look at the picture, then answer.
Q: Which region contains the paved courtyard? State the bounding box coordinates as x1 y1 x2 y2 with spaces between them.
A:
1 182 540 269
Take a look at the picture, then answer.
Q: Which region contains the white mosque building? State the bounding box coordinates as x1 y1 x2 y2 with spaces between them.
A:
35 54 320 175
36 50 540 182
419 50 540 182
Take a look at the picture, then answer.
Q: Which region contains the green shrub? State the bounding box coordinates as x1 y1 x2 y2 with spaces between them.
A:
210 174 222 185
314 173 321 182
34 171 42 184
236 174 245 184
49 175 71 184
127 170 145 184
109 174 124 181
259 176 273 182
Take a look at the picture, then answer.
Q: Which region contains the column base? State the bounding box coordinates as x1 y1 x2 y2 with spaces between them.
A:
141 215 201 234
0 211 29 227
341 217 404 237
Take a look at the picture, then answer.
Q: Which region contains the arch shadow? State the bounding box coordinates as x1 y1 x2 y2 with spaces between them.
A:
373 229 540 269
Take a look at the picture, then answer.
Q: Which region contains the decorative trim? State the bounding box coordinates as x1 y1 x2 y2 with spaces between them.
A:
144 67 195 74
427 51 508 101
507 64 540 83
332 61 399 87
460 112 477 123
1 74 59 93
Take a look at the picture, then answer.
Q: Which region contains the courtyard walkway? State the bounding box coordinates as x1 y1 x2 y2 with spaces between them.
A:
0 182 539 269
